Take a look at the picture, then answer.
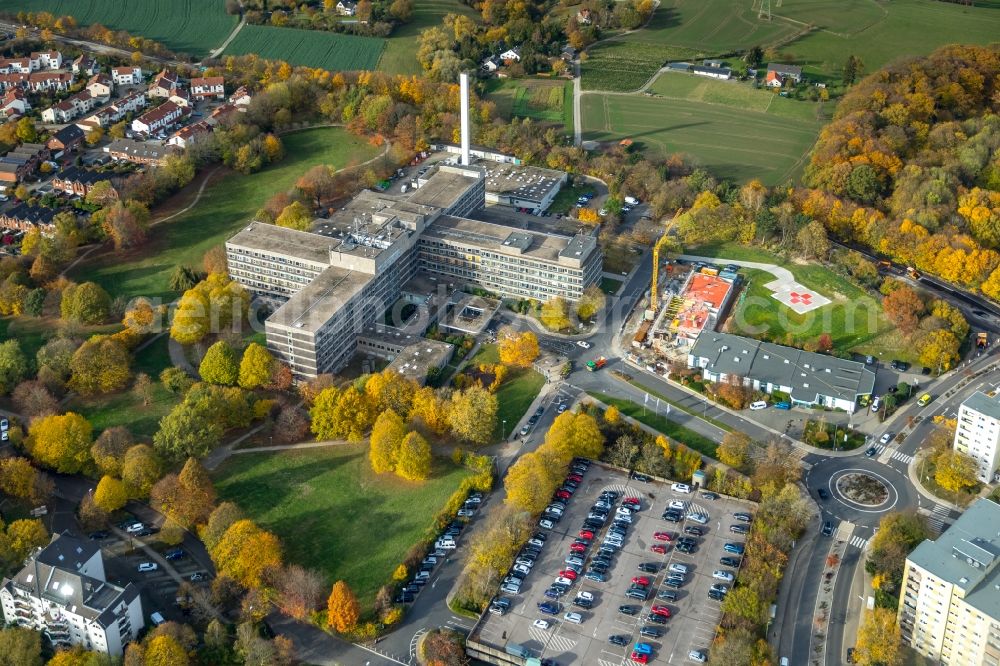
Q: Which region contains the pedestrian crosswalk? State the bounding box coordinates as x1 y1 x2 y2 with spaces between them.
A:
872 444 914 465
849 535 869 549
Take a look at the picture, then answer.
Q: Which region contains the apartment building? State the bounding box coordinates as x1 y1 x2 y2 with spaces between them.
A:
898 499 1000 665
0 532 143 657
954 392 1000 483
227 164 601 378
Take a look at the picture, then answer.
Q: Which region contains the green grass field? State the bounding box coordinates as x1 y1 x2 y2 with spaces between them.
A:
582 93 820 183
0 0 236 56
465 344 545 440
648 73 826 123
378 0 479 75
588 391 719 458
69 128 380 302
485 78 574 133
212 444 473 611
222 25 385 71
690 242 913 360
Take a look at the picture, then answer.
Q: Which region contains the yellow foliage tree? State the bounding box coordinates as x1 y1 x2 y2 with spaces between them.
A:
540 296 572 332
603 405 620 425
717 432 752 468
410 386 450 435
144 634 189 666
326 580 360 633
369 409 406 474
210 519 283 590
396 431 432 481
497 327 539 368
93 475 128 512
855 607 902 666
934 449 979 493
544 412 605 460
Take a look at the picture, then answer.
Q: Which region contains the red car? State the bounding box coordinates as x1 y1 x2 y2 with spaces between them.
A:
651 605 671 618
569 542 587 553
651 544 668 555
630 652 649 664
567 474 583 483
631 576 650 586
559 569 578 580
652 531 674 542
624 496 640 504
555 490 571 500
579 529 594 539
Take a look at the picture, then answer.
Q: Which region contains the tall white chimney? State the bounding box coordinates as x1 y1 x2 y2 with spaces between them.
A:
459 71 471 166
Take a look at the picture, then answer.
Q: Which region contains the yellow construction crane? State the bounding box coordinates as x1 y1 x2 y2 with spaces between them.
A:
650 209 683 312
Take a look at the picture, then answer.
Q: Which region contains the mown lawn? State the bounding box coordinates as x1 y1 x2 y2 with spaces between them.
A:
485 78 574 134
212 444 473 612
588 391 719 458
69 128 380 302
466 343 545 439
378 0 479 75
648 73 827 123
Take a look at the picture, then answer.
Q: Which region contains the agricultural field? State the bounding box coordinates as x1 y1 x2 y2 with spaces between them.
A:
69 127 381 302
378 0 479 75
0 0 236 56
581 40 701 92
581 92 821 183
213 444 474 612
648 73 827 123
485 78 573 133
222 25 385 71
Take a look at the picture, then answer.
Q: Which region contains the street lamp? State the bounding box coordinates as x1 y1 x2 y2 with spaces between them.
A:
502 419 507 439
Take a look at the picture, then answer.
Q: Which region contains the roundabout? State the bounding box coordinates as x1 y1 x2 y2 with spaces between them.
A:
805 457 914 527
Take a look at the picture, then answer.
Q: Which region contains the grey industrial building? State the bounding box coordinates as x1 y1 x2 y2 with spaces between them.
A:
687 331 875 412
226 163 601 379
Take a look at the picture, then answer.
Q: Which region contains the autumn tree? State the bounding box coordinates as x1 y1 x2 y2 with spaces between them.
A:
68 336 131 396
91 426 134 476
718 431 752 469
448 385 498 445
153 400 225 461
882 285 924 336
934 448 979 492
504 449 564 514
122 298 159 335
93 475 128 512
200 340 240 386
274 406 309 443
275 201 312 231
296 164 336 206
121 444 162 498
132 373 153 407
0 340 29 395
0 457 52 505
544 412 604 460
866 511 928 585
396 431 432 481
151 458 217 528
917 329 961 372
855 608 901 666
60 281 111 324
363 369 416 417
0 627 42 666
100 201 148 249
200 502 244 552
277 565 325 620
369 409 406 474
540 296 572 331
576 284 607 321
211 519 283 590
796 220 831 260
326 580 360 633
603 405 620 425
410 386 449 435
170 274 249 345
497 327 539 368
238 342 274 389
144 634 189 666
25 412 93 474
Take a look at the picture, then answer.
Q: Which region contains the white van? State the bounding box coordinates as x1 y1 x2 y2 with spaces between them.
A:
669 563 689 575
671 483 691 494
749 400 768 410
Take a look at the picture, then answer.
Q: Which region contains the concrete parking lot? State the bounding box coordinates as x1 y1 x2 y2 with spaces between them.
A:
473 462 756 665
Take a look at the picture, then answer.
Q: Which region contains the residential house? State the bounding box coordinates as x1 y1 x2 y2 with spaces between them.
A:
131 100 184 135
72 54 99 76
41 91 98 124
500 47 521 63
111 66 142 86
29 51 62 70
687 331 875 413
0 90 29 119
560 45 577 61
209 102 239 124
80 90 148 129
52 166 121 198
190 76 225 101
229 85 252 107
0 58 32 74
0 143 49 184
46 125 86 156
690 64 732 80
86 73 114 101
0 73 29 92
766 63 802 84
576 8 592 24
105 139 171 166
0 203 58 232
167 121 212 149
765 70 783 87
168 88 190 108
481 56 500 73
0 532 143 657
147 70 180 98
336 0 358 15
27 72 74 93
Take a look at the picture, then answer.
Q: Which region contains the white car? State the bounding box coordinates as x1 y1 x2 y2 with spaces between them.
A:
712 570 735 582
576 340 591 349
688 513 709 525
555 576 574 586
528 538 545 548
539 518 554 529
137 562 158 572
576 591 594 602
513 564 531 575
669 500 686 511
532 619 551 630
879 432 893 445
564 611 583 624
689 650 707 663
671 483 692 494
457 509 475 517
557 403 568 413
749 400 768 410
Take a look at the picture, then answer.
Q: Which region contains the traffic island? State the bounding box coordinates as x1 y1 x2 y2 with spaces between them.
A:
836 473 889 507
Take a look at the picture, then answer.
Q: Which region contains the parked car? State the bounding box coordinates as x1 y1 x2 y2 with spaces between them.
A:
138 562 158 572
532 619 551 630
713 570 735 582
749 400 768 410
618 605 638 616
609 635 628 646
720 556 741 567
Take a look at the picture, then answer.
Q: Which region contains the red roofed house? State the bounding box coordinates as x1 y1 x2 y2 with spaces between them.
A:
190 76 225 101
765 70 783 88
229 85 252 107
131 100 184 135
148 69 180 98
27 71 74 93
168 121 212 149
0 90 29 119
112 66 142 86
29 51 62 70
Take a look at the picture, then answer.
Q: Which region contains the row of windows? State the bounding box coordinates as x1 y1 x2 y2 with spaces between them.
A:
228 247 323 271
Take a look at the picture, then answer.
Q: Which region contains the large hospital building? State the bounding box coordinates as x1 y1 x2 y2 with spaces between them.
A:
225 163 602 378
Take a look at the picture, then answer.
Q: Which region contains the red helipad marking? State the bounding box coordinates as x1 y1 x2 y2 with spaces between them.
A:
789 292 814 304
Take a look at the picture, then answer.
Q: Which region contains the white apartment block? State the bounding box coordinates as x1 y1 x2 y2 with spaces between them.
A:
112 66 142 86
226 164 601 378
0 533 143 657
899 500 1000 666
954 391 1000 483
30 51 62 70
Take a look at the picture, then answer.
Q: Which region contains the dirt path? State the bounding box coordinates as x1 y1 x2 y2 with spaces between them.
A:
208 15 246 60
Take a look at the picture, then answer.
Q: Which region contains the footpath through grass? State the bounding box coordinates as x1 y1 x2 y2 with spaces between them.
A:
465 344 545 440
212 444 473 612
588 391 719 458
70 128 380 302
